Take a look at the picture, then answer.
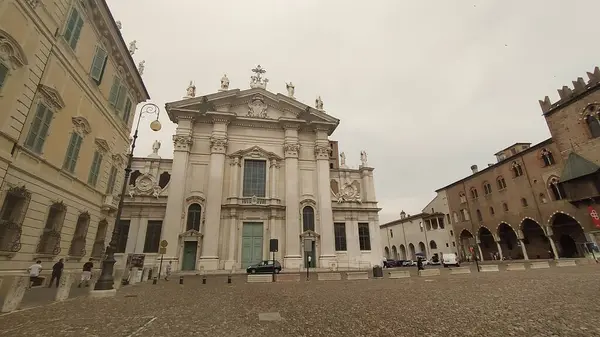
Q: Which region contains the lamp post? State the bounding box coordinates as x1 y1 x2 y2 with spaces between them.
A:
94 103 162 292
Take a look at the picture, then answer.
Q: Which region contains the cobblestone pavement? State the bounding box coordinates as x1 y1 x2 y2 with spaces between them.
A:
1 265 599 337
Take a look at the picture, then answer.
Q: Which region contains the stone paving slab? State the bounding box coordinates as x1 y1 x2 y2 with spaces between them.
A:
0 266 599 336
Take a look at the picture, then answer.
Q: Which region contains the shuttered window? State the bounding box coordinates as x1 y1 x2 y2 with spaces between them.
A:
90 47 108 84
64 7 84 50
0 62 8 89
108 76 130 118
108 76 120 107
25 103 54 154
63 133 83 172
115 85 127 113
87 151 103 186
106 166 118 194
123 98 133 123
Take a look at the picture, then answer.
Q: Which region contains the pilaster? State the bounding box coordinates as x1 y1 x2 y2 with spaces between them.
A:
199 121 229 270
315 133 336 267
283 125 302 268
229 156 241 198
161 118 194 263
224 211 237 270
270 158 280 200
125 217 140 254
134 217 148 253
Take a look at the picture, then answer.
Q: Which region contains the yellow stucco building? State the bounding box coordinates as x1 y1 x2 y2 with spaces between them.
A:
0 0 149 272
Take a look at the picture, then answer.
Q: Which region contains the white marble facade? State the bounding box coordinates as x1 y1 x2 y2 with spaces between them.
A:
120 70 381 271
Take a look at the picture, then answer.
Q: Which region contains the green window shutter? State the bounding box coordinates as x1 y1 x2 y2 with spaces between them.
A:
70 15 84 49
123 98 132 123
115 85 127 112
63 133 77 170
63 8 78 42
106 166 117 194
88 151 103 186
0 62 8 89
25 104 53 154
90 47 108 84
108 77 120 107
63 133 83 172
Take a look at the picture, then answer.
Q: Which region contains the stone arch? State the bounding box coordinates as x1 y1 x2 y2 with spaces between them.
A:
384 246 390 259
0 29 29 68
478 226 498 260
497 222 520 259
418 241 426 258
520 217 551 259
391 245 398 259
547 211 586 258
408 243 416 260
185 194 206 232
429 240 437 249
399 244 407 260
458 229 475 260
547 176 566 201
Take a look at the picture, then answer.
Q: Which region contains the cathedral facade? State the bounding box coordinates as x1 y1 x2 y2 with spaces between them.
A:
118 68 381 272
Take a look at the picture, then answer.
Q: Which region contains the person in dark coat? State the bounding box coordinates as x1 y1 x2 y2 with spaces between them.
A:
48 258 64 288
417 257 424 271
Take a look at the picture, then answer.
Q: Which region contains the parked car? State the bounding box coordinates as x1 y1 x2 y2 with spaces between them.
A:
246 260 282 274
402 260 416 267
442 253 460 267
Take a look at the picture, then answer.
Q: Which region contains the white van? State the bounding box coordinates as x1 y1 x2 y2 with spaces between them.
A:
442 253 460 267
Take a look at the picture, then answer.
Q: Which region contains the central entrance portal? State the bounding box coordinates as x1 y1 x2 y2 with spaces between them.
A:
241 222 263 268
182 241 197 271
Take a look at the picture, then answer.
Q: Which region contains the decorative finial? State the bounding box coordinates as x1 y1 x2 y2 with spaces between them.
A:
185 81 196 98
286 82 295 98
128 40 138 55
250 65 269 89
137 60 145 75
116 21 122 30
315 96 324 110
219 74 230 92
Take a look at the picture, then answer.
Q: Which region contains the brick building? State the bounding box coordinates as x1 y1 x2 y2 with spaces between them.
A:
438 67 600 261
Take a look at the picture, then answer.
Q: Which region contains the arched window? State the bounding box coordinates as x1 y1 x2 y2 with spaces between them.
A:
69 212 90 257
459 192 467 203
521 197 528 207
584 104 600 138
158 172 171 188
540 149 555 166
186 204 202 231
489 206 495 216
476 209 482 221
452 212 459 223
429 240 438 249
302 206 315 231
502 203 509 212
511 162 523 177
548 177 566 201
539 193 548 204
470 188 478 199
129 170 141 185
496 176 507 190
483 182 492 195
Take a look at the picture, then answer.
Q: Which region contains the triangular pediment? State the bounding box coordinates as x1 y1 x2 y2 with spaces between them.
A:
229 145 283 160
166 88 340 134
560 152 600 182
38 84 65 110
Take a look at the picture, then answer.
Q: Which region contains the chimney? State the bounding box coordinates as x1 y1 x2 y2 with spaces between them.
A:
470 165 478 174
488 163 493 167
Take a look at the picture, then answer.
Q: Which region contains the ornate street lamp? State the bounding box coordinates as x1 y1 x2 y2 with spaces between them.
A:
94 103 162 292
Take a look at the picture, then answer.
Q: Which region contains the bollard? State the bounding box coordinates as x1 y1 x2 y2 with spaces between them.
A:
152 277 157 285
202 275 206 284
179 276 183 285
227 275 231 284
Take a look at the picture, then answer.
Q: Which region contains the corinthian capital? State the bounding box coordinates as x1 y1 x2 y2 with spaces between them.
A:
210 135 228 154
283 142 300 158
314 144 330 160
173 135 193 152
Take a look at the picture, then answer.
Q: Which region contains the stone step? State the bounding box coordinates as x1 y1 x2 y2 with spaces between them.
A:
506 263 526 271
479 265 499 272
317 273 342 281
247 274 273 283
449 267 471 275
418 269 441 277
276 274 300 282
530 261 550 269
388 270 411 279
556 260 577 267
346 272 369 280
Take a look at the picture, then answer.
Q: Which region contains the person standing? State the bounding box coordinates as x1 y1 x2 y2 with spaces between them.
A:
165 261 172 281
26 260 43 289
78 258 94 287
48 258 64 288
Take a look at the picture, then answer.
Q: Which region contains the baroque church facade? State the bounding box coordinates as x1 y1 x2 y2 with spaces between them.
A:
118 67 381 272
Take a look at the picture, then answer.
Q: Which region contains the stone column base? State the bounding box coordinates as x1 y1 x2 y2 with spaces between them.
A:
1 275 28 313
319 255 338 271
198 257 219 271
284 256 302 270
223 260 237 271
89 289 117 298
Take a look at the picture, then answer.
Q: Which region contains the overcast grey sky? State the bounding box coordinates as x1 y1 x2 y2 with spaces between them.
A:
107 0 600 224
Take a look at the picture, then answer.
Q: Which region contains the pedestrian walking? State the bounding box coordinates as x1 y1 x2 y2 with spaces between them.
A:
26 260 43 289
417 257 424 271
165 261 172 281
78 258 94 287
48 258 64 288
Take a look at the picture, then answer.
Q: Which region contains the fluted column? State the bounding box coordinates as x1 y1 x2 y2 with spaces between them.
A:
199 122 228 270
283 127 302 269
161 118 194 270
315 130 336 268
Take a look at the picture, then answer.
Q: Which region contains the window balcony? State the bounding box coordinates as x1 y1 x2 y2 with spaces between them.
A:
101 194 119 212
